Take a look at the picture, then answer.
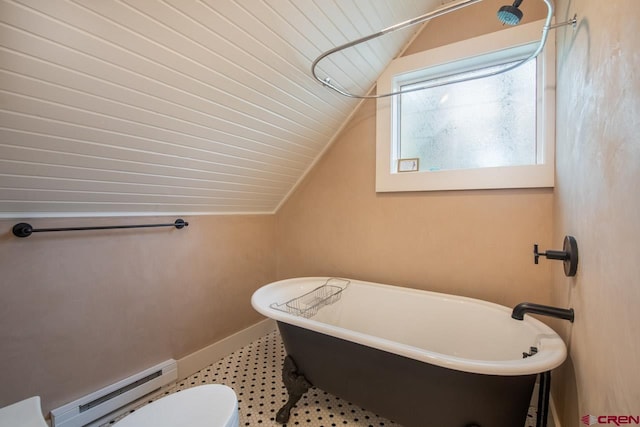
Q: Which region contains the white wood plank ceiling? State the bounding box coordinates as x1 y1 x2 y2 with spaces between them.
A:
0 0 437 216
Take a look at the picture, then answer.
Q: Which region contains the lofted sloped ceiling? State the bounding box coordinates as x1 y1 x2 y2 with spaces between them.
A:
0 0 437 217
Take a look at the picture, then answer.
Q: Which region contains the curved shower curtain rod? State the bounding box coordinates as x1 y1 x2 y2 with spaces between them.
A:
311 0 576 99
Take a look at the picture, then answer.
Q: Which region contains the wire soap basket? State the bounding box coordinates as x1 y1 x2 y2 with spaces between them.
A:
270 278 350 318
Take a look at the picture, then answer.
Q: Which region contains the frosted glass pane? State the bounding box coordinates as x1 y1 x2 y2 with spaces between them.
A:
399 60 537 172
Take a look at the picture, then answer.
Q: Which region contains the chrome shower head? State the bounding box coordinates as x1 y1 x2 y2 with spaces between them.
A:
497 0 524 25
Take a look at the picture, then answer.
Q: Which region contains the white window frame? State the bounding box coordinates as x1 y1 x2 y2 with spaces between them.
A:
375 20 555 192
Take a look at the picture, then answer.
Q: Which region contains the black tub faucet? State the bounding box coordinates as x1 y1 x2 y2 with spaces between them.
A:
512 302 575 322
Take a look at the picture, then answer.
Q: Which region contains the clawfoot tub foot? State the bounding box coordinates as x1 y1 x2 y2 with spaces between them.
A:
276 355 312 424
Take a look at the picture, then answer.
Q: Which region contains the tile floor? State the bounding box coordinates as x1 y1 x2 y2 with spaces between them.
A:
105 330 539 427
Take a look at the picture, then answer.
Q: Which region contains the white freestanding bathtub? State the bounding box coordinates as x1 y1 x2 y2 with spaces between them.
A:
252 277 567 427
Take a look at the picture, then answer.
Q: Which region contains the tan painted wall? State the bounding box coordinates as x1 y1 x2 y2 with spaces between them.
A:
276 0 553 309
0 215 275 413
551 0 640 424
276 97 552 307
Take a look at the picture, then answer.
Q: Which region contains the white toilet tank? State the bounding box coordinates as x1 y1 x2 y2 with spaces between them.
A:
114 384 239 427
0 396 48 427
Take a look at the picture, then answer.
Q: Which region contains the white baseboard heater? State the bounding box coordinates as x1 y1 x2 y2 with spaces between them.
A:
51 359 177 427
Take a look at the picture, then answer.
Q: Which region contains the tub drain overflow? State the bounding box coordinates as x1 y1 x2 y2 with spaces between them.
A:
522 346 538 358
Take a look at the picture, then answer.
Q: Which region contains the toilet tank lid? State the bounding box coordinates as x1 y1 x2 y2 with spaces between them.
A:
0 396 48 427
114 384 238 427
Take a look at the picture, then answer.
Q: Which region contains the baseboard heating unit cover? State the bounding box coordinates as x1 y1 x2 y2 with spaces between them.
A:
51 359 177 427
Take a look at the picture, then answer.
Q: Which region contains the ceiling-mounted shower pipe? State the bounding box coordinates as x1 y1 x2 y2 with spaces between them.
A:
311 0 577 99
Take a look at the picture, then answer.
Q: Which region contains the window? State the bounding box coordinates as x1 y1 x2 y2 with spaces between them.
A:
376 20 555 192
